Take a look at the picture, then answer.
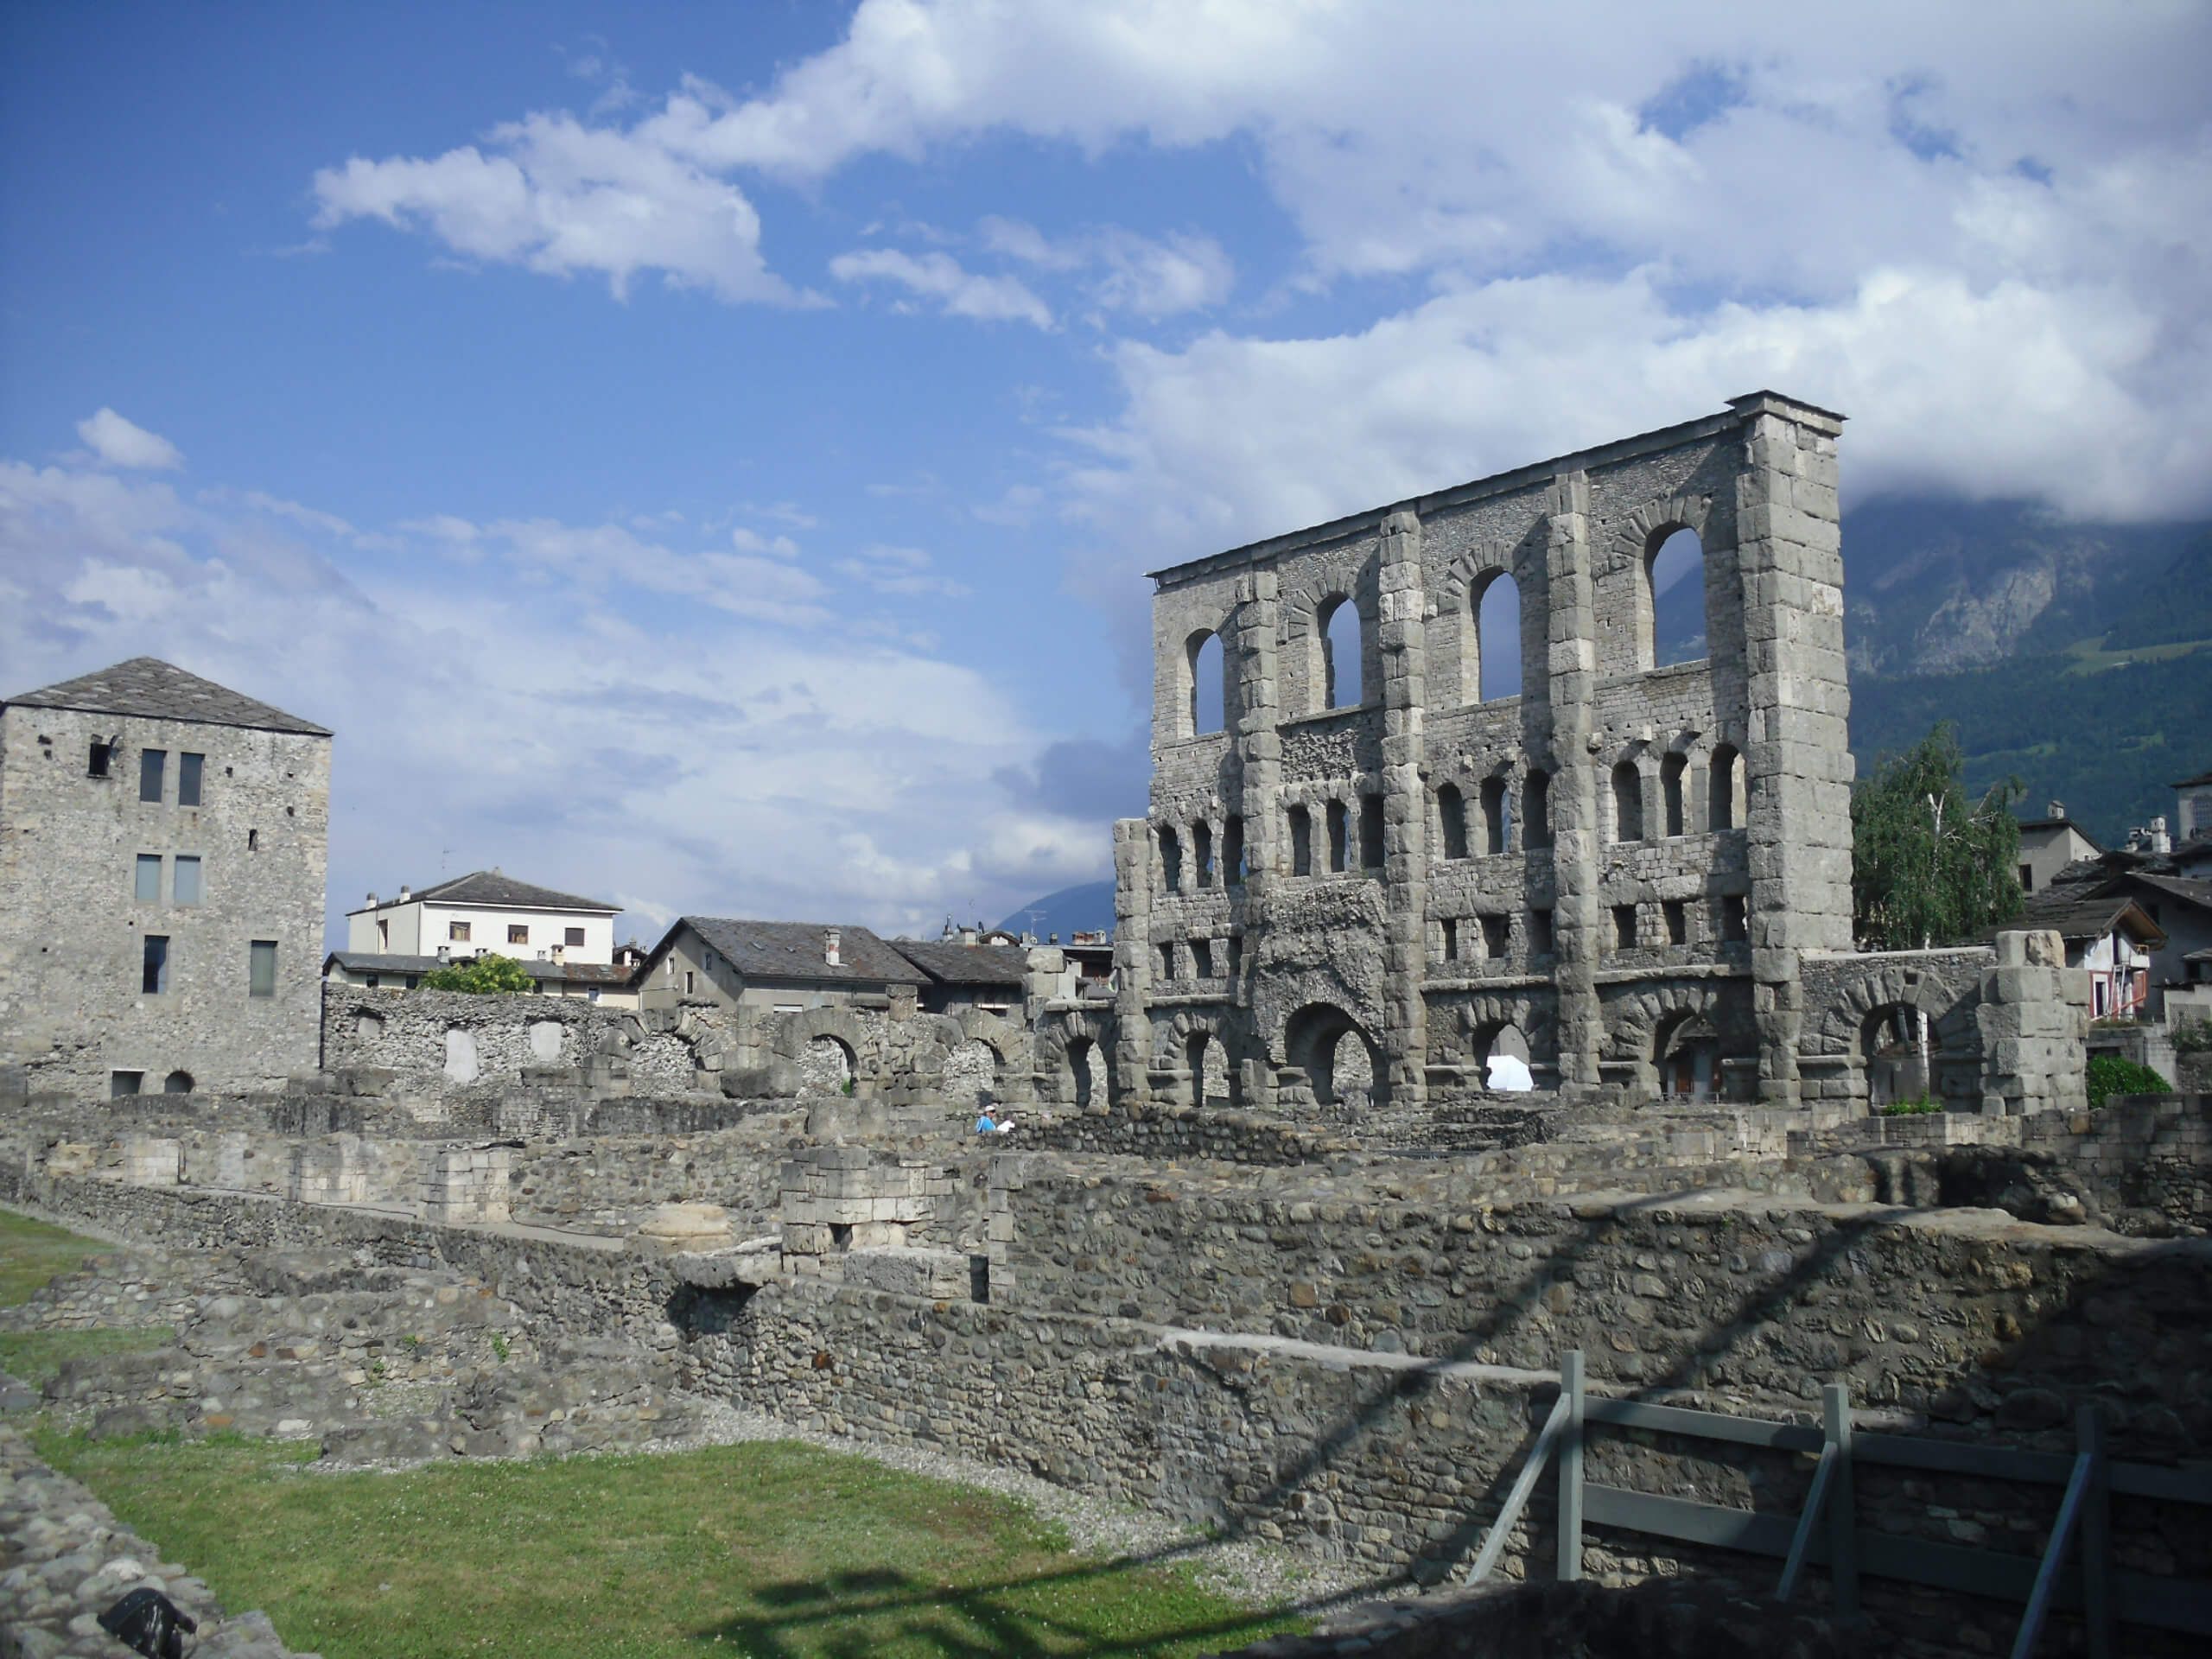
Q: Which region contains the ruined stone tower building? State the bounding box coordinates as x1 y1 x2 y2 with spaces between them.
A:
1110 392 1854 1111
0 658 331 1097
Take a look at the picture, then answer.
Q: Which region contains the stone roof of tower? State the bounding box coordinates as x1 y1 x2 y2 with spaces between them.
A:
671 918 925 986
891 940 1031 987
4 657 330 735
408 871 620 913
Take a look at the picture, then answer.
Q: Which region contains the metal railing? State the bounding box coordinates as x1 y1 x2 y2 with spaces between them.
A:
1464 1350 2210 1655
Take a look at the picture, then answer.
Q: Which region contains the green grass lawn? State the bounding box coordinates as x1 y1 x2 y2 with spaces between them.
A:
0 1205 1304 1657
0 1206 113 1305
38 1432 1302 1659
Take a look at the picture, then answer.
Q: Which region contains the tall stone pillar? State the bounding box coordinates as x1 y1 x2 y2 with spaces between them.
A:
1232 569 1282 1109
1732 393 1851 1104
1544 474 1604 1088
1377 509 1428 1108
1110 817 1154 1108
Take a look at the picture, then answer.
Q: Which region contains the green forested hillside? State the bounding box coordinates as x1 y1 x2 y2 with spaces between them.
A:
1850 641 2212 847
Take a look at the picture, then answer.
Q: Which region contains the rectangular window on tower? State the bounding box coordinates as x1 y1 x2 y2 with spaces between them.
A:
249 940 277 998
173 856 202 906
142 935 169 995
134 855 162 904
139 749 167 803
1289 806 1313 876
177 753 204 807
89 741 111 778
1530 908 1554 956
1441 918 1459 963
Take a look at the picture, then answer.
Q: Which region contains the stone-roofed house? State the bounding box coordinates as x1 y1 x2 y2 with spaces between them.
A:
637 918 925 1014
890 939 1031 1016
0 658 331 1097
346 870 622 965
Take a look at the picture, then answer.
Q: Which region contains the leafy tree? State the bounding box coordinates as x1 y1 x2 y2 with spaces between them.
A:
1852 722 2024 950
2086 1054 2171 1109
419 952 534 995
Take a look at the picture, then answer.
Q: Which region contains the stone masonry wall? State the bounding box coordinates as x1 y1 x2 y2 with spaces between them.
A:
0 702 329 1097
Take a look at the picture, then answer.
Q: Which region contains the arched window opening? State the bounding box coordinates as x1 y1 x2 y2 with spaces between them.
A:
1068 1036 1103 1108
1475 572 1523 703
1193 821 1214 888
1288 806 1313 875
1325 800 1350 873
1709 745 1745 831
802 1035 857 1096
1480 776 1510 855
1656 1014 1718 1101
1524 770 1552 849
1223 816 1245 886
1321 597 1363 709
1159 825 1183 893
1358 793 1385 871
1648 529 1707 667
1188 630 1226 735
1661 753 1687 837
162 1070 194 1095
1187 1032 1230 1106
1437 785 1468 860
1612 762 1644 842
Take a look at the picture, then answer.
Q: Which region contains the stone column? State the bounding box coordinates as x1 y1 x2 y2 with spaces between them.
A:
1977 929 2090 1116
1732 392 1852 1104
1545 474 1605 1087
1377 509 1429 1108
1230 569 1281 1109
1110 817 1153 1108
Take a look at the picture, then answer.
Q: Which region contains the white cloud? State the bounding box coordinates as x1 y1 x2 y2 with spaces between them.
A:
835 543 971 598
75 408 183 471
828 247 1053 327
0 443 1110 946
982 218 1232 317
312 111 797 303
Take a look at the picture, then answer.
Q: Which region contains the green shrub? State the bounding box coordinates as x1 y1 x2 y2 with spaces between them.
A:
420 953 534 994
2173 1018 2212 1054
2086 1053 2172 1109
1880 1095 1943 1116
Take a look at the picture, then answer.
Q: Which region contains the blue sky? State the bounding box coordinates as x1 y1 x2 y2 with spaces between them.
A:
4 1 2208 947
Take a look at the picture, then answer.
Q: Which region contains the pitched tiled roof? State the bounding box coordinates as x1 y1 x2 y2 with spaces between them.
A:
409 871 620 912
322 951 637 985
892 940 1030 987
2007 893 2165 946
6 658 329 735
677 918 925 985
2126 872 2212 912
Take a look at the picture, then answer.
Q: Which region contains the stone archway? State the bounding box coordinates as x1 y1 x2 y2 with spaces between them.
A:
1282 1002 1382 1114
772 1007 878 1099
1033 1006 1116 1109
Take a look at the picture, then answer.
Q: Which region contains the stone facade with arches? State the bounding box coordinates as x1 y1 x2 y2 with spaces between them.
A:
1114 392 2086 1120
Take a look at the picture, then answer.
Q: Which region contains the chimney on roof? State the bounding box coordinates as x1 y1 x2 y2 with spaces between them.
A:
366 892 378 906
2048 802 2064 821
823 928 841 967
960 925 977 946
399 884 410 901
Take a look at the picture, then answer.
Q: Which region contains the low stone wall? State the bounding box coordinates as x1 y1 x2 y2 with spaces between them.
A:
1789 1093 2212 1234
0 1167 673 1349
986 1156 2212 1452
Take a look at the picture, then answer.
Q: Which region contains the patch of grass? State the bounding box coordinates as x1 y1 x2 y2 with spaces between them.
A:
0 1208 113 1306
0 1326 175 1389
36 1433 1306 1659
1879 1095 1943 1116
